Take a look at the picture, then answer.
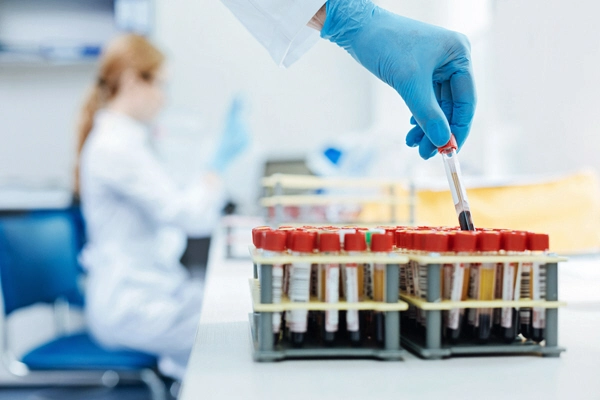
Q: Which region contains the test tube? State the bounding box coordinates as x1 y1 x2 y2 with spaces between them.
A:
515 230 533 340
438 136 475 231
364 228 385 301
444 231 477 343
261 230 287 340
278 227 296 331
421 232 450 333
343 232 367 344
498 230 527 343
412 231 429 332
370 233 395 344
251 226 270 279
395 229 414 328
473 231 501 342
288 231 317 347
526 232 550 343
318 232 341 345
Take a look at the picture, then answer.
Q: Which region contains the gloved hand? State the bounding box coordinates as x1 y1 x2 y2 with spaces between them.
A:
321 0 476 159
209 96 251 173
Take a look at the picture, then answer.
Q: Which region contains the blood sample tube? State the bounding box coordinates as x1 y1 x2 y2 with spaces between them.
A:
406 230 420 331
421 232 449 332
514 230 533 340
343 232 367 344
473 231 501 343
288 231 317 347
438 136 475 231
444 231 477 343
262 230 287 340
395 229 412 327
252 226 270 278
527 232 550 343
370 233 395 344
318 232 341 345
499 230 527 343
278 227 295 326
412 231 432 331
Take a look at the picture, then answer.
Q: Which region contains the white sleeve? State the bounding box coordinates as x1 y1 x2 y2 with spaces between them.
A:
94 142 226 237
221 0 326 67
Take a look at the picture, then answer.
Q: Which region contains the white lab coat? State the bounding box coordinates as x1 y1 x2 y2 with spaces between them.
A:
79 109 226 379
221 0 326 67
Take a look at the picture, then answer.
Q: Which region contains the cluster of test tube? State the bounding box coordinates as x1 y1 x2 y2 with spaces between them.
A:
252 225 551 348
395 227 550 345
252 225 400 348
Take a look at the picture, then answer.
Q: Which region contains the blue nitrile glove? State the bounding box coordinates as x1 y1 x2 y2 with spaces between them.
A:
321 0 476 160
209 96 251 173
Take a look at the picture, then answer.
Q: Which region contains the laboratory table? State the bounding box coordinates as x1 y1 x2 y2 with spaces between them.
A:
180 229 600 400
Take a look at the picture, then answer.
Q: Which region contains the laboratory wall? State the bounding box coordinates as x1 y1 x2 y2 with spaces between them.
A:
0 65 94 189
152 0 373 213
488 0 600 176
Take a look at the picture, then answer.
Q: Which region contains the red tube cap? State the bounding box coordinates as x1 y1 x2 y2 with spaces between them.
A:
371 233 394 252
394 230 409 249
477 231 501 252
263 230 286 252
501 230 527 252
290 231 316 253
438 135 458 154
344 232 367 252
527 232 549 251
277 227 296 250
319 232 341 252
424 232 449 253
451 231 477 253
252 226 270 249
408 231 421 251
377 226 397 236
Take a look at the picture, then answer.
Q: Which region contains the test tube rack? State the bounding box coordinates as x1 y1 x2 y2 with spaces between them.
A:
400 253 567 359
249 250 409 361
249 249 567 361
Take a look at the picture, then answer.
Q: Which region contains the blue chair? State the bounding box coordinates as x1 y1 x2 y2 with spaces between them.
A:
0 209 166 399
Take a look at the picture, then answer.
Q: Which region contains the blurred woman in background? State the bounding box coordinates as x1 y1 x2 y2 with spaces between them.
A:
76 34 248 379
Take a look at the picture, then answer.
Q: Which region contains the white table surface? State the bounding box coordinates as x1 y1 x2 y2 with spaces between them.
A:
180 228 600 400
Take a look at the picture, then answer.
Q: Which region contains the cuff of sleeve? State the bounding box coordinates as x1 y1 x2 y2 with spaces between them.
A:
222 0 326 68
275 0 327 67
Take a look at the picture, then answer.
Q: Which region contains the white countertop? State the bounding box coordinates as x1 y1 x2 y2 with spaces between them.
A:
180 228 600 400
